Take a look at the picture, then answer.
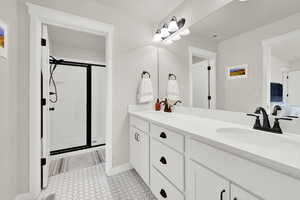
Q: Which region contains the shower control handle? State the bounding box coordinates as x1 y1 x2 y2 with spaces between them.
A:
49 107 55 111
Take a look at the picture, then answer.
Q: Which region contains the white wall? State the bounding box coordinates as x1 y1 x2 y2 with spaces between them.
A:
270 56 288 84
0 0 19 199
51 44 106 64
217 13 300 113
48 25 106 63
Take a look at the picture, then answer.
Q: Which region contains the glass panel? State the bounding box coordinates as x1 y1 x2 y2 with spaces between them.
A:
49 65 87 151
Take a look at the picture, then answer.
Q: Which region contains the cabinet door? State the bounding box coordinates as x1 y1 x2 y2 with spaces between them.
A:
231 185 260 200
187 160 230 200
130 127 149 185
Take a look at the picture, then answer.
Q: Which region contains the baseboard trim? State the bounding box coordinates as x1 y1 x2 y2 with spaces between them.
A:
106 163 132 176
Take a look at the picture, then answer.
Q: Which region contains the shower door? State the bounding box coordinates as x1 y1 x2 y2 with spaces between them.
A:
49 65 89 152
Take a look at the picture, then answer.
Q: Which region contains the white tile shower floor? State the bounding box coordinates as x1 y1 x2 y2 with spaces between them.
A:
40 151 156 200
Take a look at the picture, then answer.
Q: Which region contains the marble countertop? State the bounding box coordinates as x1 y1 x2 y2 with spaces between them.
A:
129 110 300 179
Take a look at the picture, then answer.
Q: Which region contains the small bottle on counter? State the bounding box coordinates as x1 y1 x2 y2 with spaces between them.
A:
155 98 161 111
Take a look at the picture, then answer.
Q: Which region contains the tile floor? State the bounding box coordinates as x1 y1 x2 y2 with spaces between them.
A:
40 150 156 200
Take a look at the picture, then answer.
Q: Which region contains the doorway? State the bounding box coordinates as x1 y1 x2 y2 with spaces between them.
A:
28 3 113 197
189 47 217 109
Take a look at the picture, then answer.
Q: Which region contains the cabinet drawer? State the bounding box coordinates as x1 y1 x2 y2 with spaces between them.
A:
151 139 184 191
151 167 184 200
151 124 184 152
130 116 149 133
188 138 300 200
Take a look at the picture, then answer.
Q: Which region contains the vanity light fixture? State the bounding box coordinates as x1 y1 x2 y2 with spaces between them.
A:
152 16 189 45
160 24 170 38
153 30 162 42
168 16 179 32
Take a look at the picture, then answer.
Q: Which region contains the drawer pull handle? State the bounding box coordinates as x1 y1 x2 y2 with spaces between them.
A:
160 156 167 165
160 189 167 198
160 132 167 139
220 189 226 200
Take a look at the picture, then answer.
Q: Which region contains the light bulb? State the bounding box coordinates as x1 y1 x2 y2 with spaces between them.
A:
179 28 190 36
168 16 179 32
160 24 170 38
153 30 162 42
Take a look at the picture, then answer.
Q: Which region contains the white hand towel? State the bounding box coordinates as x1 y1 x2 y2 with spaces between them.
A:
167 79 180 101
137 77 154 103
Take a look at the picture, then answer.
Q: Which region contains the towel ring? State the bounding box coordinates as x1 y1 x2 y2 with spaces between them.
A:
141 71 151 78
169 73 176 80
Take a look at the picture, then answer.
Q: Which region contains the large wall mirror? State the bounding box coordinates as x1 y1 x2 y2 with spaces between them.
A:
266 30 300 117
162 0 300 114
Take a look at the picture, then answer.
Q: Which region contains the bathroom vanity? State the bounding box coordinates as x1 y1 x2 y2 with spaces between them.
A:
129 110 300 200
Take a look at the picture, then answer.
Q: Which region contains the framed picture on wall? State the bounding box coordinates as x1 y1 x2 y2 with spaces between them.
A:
227 64 248 80
0 20 8 59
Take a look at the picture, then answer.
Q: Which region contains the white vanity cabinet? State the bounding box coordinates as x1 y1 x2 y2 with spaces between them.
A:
129 116 150 185
129 113 300 200
187 160 230 200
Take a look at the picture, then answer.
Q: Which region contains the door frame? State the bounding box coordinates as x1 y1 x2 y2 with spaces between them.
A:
188 46 217 108
262 29 300 113
27 3 114 197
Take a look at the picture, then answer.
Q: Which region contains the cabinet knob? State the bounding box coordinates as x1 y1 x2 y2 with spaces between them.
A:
160 156 167 165
220 189 226 200
160 189 167 198
160 132 167 139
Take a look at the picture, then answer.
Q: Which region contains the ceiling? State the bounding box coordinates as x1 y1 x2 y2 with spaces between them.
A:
190 0 300 41
272 34 300 64
96 0 184 24
48 25 106 55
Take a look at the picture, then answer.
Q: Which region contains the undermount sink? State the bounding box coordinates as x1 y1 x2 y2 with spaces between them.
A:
216 127 300 148
216 127 282 146
217 127 264 135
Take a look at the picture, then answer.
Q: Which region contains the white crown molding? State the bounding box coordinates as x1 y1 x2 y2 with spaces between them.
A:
26 3 114 35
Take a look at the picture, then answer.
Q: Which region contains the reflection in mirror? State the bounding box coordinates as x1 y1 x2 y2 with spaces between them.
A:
270 34 300 117
189 47 216 109
185 0 300 113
